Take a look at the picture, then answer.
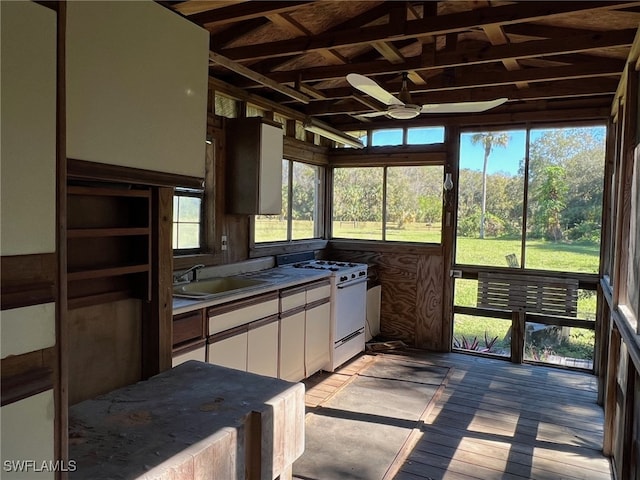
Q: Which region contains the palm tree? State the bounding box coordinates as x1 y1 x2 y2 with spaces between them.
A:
470 132 510 238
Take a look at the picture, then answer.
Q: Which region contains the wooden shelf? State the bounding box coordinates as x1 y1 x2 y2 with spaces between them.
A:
67 181 151 306
68 290 133 310
68 227 150 239
67 264 149 282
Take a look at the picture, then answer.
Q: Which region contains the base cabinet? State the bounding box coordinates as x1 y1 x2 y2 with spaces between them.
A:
247 318 279 377
305 300 331 377
279 309 306 382
208 330 248 371
279 280 331 381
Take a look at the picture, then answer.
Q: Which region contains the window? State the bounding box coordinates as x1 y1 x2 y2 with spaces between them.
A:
332 165 444 243
173 188 203 251
407 126 445 145
254 160 323 244
455 125 606 273
371 128 403 146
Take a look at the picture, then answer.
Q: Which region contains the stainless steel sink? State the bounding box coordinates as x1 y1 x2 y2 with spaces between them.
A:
173 277 269 299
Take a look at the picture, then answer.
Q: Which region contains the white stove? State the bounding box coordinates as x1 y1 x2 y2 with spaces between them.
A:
282 258 368 371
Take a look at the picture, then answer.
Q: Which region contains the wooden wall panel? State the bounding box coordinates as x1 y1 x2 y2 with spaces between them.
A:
1 253 56 310
329 246 446 350
67 299 142 406
416 255 444 350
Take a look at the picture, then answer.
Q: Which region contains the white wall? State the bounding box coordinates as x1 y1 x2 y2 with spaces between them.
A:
0 3 57 476
66 1 209 178
1 392 55 480
0 0 57 256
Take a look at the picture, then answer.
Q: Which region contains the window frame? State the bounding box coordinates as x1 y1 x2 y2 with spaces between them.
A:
250 156 326 251
172 187 205 254
454 120 608 274
173 137 215 258
329 163 446 245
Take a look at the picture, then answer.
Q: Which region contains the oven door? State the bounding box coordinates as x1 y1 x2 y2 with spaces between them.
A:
334 277 367 342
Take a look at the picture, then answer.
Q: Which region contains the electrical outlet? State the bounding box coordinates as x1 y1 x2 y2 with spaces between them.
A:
221 235 228 251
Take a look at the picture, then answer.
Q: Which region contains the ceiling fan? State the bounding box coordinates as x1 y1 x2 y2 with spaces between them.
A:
346 72 508 119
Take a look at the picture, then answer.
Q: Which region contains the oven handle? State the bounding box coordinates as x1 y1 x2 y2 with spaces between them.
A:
337 277 368 289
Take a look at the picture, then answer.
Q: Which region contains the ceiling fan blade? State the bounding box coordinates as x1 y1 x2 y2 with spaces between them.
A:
357 110 391 118
347 73 404 106
420 98 508 114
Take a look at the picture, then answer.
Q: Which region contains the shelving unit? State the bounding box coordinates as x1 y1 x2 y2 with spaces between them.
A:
67 184 151 309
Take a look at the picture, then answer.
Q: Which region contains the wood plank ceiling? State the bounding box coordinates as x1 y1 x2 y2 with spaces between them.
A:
164 1 640 129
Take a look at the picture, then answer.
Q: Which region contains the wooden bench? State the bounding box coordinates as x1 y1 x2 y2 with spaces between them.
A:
477 272 578 317
477 272 579 361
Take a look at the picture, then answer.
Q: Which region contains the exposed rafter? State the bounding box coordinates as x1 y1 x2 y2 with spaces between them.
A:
167 0 640 126
217 2 639 61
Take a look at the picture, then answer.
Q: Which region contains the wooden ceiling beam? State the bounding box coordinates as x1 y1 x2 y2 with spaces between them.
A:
208 17 269 48
502 23 609 40
483 23 529 88
267 12 347 65
304 60 624 102
218 1 639 61
263 28 635 84
189 1 312 26
173 1 243 16
208 51 311 104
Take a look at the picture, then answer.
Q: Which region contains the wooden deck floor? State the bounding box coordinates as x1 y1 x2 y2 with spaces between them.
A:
302 350 612 480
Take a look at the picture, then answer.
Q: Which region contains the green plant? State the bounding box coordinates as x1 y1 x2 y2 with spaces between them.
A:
453 331 499 353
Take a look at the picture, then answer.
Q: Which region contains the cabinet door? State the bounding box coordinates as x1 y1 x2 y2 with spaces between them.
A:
208 331 248 371
305 301 331 377
258 122 284 214
279 311 306 382
247 319 279 378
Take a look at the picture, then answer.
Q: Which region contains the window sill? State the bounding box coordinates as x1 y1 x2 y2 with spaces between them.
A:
329 239 442 255
249 239 328 258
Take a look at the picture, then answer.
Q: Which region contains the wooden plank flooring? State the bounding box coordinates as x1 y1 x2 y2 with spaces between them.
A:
301 350 612 480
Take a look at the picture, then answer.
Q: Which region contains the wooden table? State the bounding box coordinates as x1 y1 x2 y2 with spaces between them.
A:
69 361 305 480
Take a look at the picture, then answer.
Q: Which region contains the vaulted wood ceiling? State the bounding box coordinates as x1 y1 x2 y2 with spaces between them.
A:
164 1 640 129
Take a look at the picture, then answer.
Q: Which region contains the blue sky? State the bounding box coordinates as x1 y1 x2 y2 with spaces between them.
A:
459 130 526 176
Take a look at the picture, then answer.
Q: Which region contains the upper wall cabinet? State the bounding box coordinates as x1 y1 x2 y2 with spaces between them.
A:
226 117 284 215
1 1 57 256
66 1 209 178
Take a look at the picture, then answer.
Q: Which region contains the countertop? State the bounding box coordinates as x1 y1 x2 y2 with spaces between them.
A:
172 266 331 315
69 360 305 480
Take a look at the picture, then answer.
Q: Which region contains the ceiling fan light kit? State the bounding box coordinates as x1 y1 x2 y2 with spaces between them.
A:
387 104 421 119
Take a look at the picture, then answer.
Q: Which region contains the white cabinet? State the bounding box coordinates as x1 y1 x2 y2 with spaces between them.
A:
207 292 279 375
279 280 331 381
279 308 306 382
226 118 284 214
208 330 248 371
305 300 331 377
66 1 209 177
247 318 280 377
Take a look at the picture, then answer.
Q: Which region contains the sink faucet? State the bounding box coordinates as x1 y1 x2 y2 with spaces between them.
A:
173 264 205 284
